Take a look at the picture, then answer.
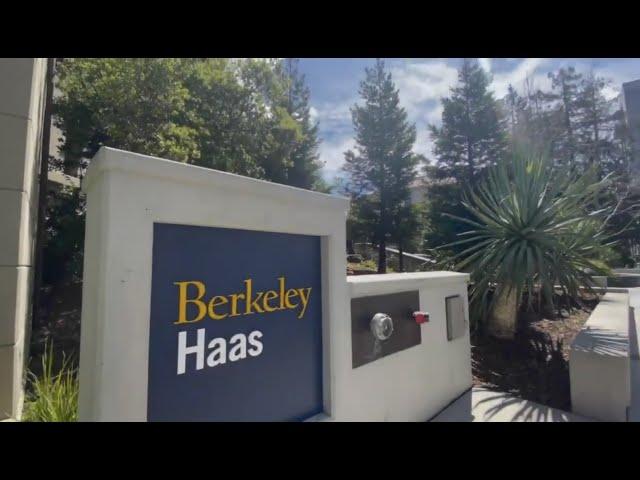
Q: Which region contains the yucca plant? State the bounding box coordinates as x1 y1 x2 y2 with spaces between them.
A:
444 150 614 338
22 342 78 422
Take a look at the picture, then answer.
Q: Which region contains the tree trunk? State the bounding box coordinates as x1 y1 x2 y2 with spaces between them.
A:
398 242 404 272
346 239 355 255
32 58 55 332
378 239 387 274
488 285 519 339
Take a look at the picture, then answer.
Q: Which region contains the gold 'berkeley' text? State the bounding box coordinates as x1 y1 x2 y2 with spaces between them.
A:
173 277 312 324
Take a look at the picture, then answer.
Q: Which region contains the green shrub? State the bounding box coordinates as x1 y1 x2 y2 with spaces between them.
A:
22 343 78 422
445 150 613 334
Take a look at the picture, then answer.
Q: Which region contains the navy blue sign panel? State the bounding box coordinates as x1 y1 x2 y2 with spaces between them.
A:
148 223 323 421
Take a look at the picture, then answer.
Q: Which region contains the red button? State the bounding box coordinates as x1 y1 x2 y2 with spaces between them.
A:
413 311 429 324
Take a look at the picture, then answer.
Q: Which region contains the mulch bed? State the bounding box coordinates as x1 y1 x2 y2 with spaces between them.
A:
471 292 600 412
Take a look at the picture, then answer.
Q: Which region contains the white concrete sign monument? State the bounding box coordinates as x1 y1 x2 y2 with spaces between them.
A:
79 147 471 421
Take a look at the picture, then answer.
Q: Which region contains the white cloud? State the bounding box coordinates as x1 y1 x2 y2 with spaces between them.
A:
312 98 354 136
489 58 551 98
311 98 357 181
392 61 459 108
425 103 443 125
414 130 435 163
309 106 319 123
318 136 355 173
601 85 620 101
479 58 492 73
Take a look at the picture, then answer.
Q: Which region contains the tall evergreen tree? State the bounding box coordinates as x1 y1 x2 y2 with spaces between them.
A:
424 59 508 253
281 59 327 191
547 67 582 167
505 85 520 136
428 59 508 185
575 72 617 175
519 75 564 155
501 66 639 266
343 59 420 273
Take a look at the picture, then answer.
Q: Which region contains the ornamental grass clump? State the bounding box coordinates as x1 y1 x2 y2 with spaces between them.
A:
22 342 78 422
444 150 614 338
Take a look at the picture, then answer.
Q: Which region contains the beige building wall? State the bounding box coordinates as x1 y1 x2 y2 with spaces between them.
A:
0 58 48 420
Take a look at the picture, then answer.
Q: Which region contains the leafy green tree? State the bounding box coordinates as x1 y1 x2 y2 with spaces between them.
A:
424 59 508 253
343 59 421 273
179 58 263 176
54 58 324 189
55 58 199 173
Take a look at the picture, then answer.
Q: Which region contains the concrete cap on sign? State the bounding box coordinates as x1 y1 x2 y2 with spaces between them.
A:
82 147 350 212
348 271 470 298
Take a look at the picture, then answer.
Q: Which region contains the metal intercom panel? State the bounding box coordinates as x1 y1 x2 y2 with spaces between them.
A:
351 291 421 368
445 295 466 341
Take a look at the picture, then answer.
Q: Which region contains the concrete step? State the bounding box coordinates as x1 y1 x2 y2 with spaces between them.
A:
430 387 593 422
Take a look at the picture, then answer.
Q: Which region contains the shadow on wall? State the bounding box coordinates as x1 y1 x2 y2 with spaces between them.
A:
571 294 631 357
571 327 629 357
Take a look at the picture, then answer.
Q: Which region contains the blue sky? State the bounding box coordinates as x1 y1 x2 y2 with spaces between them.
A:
297 58 640 182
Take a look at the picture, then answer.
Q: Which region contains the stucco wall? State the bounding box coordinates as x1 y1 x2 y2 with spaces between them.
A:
337 272 472 421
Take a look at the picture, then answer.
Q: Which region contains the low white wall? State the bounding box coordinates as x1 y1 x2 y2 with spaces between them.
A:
330 272 472 422
570 292 631 422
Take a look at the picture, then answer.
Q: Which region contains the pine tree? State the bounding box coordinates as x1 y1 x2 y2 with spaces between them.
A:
575 72 617 176
504 83 540 149
281 59 326 191
520 75 563 156
547 67 582 167
343 59 420 273
424 59 508 253
504 85 525 137
502 67 640 266
429 59 508 185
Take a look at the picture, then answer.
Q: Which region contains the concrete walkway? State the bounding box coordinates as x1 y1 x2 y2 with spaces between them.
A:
431 387 594 422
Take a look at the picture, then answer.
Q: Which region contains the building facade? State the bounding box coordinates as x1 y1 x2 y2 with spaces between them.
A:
621 79 640 188
0 58 49 420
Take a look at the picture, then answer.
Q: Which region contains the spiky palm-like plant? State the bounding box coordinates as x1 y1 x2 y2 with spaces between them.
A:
445 151 613 338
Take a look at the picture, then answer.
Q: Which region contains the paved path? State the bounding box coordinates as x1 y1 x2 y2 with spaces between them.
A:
431 387 594 422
